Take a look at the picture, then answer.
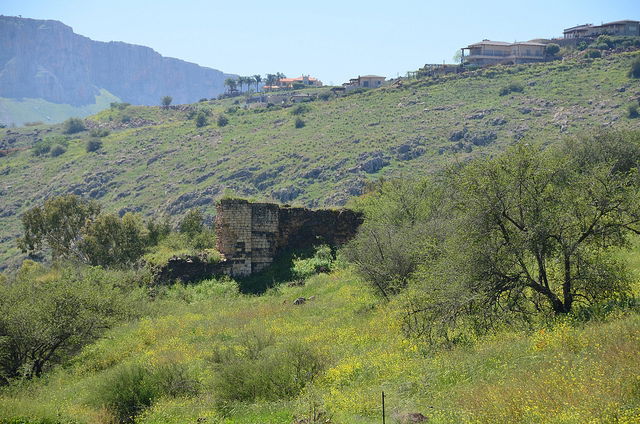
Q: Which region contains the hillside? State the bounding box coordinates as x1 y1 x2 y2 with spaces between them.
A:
0 16 234 125
0 52 639 270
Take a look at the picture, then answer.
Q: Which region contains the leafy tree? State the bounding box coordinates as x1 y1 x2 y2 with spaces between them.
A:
62 117 86 134
628 103 639 119
79 213 148 267
179 209 205 237
0 266 130 382
418 132 640 318
294 118 305 128
18 195 101 262
545 43 560 57
344 179 446 299
161 96 173 108
253 74 262 92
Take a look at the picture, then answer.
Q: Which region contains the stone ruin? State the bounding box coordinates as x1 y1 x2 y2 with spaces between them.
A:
215 198 363 277
157 199 363 282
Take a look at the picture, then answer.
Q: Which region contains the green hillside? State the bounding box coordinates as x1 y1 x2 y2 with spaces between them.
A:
1 52 640 270
0 89 121 127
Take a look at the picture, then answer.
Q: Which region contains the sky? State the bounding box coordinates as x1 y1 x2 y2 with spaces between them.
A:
1 0 639 85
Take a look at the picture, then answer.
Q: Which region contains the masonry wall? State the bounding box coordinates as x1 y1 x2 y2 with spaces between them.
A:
215 199 363 277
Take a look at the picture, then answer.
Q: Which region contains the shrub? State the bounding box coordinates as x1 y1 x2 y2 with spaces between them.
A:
86 139 103 152
584 49 602 59
212 340 324 403
110 102 130 110
62 117 86 134
89 128 110 137
217 114 229 127
292 245 333 280
628 104 639 119
120 114 132 123
195 111 208 127
161 96 172 107
545 43 560 56
179 209 205 237
32 141 51 156
499 82 524 96
630 57 640 79
291 104 310 115
318 91 333 101
49 144 66 157
24 121 43 127
92 362 197 423
295 118 305 128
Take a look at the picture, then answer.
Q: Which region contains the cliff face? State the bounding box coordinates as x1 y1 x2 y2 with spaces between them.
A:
0 16 233 106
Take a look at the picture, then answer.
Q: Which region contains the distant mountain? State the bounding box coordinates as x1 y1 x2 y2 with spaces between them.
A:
0 16 234 108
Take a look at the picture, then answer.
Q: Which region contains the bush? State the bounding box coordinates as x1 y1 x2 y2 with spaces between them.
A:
628 104 639 119
62 117 85 134
24 121 43 127
629 58 640 79
292 245 333 280
212 338 324 403
291 104 310 115
89 128 110 137
49 144 66 157
217 114 229 127
32 141 51 156
0 266 131 382
161 96 172 107
92 362 197 423
584 49 602 59
499 82 524 96
121 114 132 123
195 111 208 127
86 139 103 152
545 43 560 56
295 118 305 128
110 102 130 110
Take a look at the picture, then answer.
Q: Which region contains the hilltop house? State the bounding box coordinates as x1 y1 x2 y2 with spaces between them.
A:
563 20 640 39
462 40 547 66
343 75 386 91
262 75 323 90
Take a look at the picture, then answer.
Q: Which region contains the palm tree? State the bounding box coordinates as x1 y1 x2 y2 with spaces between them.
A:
224 78 237 94
276 72 286 87
253 74 262 92
265 74 276 91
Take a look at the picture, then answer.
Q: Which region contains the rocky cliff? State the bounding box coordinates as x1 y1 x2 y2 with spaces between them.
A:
0 16 233 106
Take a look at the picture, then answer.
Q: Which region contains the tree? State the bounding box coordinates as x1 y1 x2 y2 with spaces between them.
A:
217 114 229 127
62 118 86 134
344 179 447 299
433 132 640 316
224 78 237 94
265 74 277 90
79 213 148 267
0 266 129 381
545 43 560 57
179 209 205 237
18 195 101 262
86 139 103 152
253 74 262 92
161 96 173 108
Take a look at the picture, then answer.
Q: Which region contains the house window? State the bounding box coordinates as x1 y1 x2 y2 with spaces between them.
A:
363 81 369 87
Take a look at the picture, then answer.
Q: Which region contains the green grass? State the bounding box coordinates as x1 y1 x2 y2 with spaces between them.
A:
1 52 640 270
0 263 638 423
0 89 121 126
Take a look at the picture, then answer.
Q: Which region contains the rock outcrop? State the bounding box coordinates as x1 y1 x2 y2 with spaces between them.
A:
0 16 234 106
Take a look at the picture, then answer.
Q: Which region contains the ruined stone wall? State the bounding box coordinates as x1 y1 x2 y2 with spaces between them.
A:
215 199 363 277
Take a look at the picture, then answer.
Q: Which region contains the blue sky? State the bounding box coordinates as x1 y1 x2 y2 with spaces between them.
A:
2 0 638 84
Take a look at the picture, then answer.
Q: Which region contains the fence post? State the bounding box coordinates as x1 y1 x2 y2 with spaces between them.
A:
382 391 386 424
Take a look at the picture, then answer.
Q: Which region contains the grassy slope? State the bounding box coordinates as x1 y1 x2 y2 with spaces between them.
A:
0 89 121 126
1 53 640 269
0 264 639 423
